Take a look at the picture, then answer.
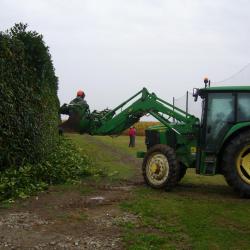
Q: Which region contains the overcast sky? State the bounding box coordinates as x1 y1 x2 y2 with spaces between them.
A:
1 0 250 114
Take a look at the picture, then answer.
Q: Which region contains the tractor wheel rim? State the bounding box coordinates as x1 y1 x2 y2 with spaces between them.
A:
236 145 250 185
146 153 169 185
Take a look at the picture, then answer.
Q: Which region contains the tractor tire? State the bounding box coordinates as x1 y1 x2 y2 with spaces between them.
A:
222 130 250 197
177 163 187 182
142 144 180 190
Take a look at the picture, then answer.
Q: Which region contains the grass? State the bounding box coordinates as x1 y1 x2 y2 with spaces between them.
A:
66 134 143 181
123 232 170 250
96 135 146 156
120 187 250 250
67 134 250 250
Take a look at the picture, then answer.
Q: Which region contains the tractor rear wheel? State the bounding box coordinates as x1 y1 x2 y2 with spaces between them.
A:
222 131 250 197
142 144 180 190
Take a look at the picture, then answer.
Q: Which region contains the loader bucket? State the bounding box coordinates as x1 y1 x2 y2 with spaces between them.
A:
59 113 82 133
59 102 91 133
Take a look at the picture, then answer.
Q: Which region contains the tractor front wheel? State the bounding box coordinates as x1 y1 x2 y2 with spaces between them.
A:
222 131 250 197
142 144 179 190
178 163 187 182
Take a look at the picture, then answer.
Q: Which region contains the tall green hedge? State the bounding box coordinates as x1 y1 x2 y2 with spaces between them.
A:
0 23 60 169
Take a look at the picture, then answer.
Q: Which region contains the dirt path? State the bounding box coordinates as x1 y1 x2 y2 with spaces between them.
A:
0 136 143 249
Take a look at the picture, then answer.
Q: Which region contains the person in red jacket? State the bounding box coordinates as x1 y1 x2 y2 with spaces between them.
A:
128 126 136 147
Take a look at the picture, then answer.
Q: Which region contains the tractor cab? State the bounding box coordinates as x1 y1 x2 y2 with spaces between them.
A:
195 85 250 175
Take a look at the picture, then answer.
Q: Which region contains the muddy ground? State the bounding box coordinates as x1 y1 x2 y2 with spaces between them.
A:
0 136 143 250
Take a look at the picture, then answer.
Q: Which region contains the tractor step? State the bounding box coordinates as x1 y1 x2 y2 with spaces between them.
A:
203 155 217 175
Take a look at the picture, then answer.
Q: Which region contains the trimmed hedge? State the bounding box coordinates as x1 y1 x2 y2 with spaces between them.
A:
0 23 59 169
0 24 97 201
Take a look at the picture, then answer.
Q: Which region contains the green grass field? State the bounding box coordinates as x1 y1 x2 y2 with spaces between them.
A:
68 134 143 181
69 134 250 250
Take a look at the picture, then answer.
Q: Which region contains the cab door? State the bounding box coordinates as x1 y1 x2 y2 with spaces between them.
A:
204 93 235 152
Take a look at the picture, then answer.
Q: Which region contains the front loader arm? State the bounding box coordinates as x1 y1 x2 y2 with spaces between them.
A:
60 87 198 135
89 88 199 135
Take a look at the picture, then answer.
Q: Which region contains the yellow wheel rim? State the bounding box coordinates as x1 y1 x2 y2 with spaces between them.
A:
236 145 250 185
146 153 169 186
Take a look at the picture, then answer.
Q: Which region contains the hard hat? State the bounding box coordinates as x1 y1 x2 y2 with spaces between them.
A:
204 77 209 84
77 90 85 97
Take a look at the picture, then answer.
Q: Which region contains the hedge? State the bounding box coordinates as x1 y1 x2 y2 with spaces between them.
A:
0 23 59 169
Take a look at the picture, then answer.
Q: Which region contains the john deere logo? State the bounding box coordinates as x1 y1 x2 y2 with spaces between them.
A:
191 147 196 154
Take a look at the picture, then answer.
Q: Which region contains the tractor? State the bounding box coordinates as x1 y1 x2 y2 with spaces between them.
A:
60 80 250 197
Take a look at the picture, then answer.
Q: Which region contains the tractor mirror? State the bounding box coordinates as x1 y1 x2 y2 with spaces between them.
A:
193 88 199 102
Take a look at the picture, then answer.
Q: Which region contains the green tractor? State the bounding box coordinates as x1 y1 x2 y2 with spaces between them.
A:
60 81 250 197
142 84 250 197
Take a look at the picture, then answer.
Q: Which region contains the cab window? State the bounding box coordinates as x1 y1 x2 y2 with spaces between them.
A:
205 93 234 150
237 93 250 122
